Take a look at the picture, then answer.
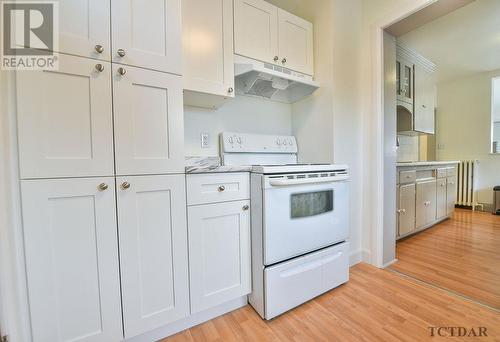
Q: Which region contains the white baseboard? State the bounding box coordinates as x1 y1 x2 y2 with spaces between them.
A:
125 296 248 342
349 249 370 266
382 258 398 268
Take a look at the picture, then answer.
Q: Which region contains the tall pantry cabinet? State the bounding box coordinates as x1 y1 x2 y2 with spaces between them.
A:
16 1 187 341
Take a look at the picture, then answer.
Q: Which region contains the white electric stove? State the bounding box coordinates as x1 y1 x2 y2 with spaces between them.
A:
220 132 350 320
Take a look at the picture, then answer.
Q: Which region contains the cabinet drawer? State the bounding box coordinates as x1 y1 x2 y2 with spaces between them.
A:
437 168 447 178
446 167 456 177
399 170 416 184
264 242 349 319
187 173 250 205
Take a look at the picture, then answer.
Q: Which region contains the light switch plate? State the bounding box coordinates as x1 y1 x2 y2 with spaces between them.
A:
201 132 209 148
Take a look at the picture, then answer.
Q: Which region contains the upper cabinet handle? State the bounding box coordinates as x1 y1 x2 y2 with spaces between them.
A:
117 49 126 57
95 44 104 54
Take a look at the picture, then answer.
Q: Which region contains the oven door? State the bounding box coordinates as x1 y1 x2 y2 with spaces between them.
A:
263 176 349 265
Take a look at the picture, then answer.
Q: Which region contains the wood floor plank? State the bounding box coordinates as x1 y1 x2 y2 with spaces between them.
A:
391 209 500 308
162 262 500 341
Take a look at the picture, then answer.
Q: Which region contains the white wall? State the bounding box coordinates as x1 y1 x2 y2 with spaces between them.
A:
436 69 500 205
184 96 292 156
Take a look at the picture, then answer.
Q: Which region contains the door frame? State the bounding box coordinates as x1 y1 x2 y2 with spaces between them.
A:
369 0 438 268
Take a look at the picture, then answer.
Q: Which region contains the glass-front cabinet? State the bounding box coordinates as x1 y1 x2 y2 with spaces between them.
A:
397 57 414 105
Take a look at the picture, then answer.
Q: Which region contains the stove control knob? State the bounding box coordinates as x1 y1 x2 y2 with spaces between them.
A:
288 139 293 145
228 137 233 143
236 137 242 144
276 138 281 146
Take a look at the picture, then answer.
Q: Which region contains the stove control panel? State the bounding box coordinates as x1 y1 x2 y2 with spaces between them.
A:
221 132 298 153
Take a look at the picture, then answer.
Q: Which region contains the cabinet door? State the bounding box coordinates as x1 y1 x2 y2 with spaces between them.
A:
113 65 184 175
234 0 278 64
182 0 234 97
398 183 416 236
436 178 447 219
397 58 414 105
414 64 435 134
111 0 182 74
416 180 437 228
17 54 114 179
188 200 251 314
277 9 314 75
21 178 122 342
116 175 189 338
57 0 111 60
447 176 457 215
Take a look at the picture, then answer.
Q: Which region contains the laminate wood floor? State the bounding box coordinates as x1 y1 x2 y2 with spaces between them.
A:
162 263 500 341
391 209 500 309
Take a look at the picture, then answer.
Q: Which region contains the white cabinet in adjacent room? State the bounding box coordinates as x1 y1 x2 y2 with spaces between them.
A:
21 178 123 342
277 9 314 75
436 177 447 219
182 0 235 102
187 200 251 314
111 0 182 74
112 65 184 175
234 0 314 75
16 54 114 179
414 63 436 134
416 179 437 229
234 0 278 66
116 174 189 338
57 0 111 60
398 183 416 237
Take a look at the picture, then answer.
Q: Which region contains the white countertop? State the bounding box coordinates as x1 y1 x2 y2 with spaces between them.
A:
396 161 460 167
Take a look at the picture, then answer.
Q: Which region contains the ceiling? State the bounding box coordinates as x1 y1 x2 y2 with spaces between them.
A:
397 0 500 83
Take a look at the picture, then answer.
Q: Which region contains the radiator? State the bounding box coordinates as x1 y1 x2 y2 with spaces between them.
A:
456 160 480 209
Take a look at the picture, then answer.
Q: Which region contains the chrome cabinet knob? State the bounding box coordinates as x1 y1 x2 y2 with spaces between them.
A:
242 204 250 211
228 87 234 94
273 56 279 62
117 48 126 57
95 44 104 54
95 64 104 72
121 182 131 190
98 183 108 191
117 67 127 76
281 58 287 64
218 185 226 192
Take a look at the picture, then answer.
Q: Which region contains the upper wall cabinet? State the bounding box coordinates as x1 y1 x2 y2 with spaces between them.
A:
277 9 314 76
112 65 184 175
49 0 111 60
182 0 235 108
234 0 314 76
414 63 436 134
111 0 182 75
16 54 114 179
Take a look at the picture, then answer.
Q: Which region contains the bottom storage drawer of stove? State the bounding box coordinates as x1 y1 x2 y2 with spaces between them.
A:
264 241 349 319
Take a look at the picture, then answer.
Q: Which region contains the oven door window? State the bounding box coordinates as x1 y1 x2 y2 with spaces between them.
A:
290 190 334 219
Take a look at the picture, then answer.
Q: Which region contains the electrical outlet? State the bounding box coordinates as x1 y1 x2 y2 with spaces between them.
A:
438 143 445 150
201 132 209 148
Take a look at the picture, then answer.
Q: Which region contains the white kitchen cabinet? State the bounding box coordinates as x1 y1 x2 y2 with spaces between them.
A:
116 174 189 338
436 177 447 219
182 0 235 103
447 176 457 215
112 65 184 175
111 0 182 74
234 0 314 75
414 63 436 134
21 178 122 342
396 57 414 105
56 0 111 60
17 54 114 179
397 183 416 237
234 0 278 66
416 179 437 229
277 9 314 75
188 200 251 314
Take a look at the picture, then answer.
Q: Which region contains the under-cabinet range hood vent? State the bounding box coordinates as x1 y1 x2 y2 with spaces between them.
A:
234 55 319 104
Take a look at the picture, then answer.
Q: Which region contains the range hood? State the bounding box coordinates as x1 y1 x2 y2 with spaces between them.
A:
234 55 319 104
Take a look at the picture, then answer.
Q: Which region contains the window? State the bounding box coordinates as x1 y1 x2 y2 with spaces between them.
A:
290 190 333 218
492 77 500 154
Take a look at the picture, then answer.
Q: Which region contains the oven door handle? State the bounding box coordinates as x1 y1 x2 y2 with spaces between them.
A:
269 175 349 186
